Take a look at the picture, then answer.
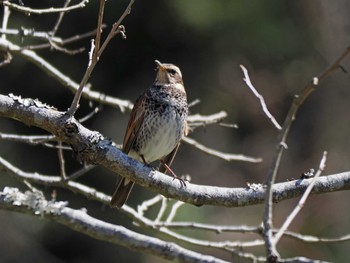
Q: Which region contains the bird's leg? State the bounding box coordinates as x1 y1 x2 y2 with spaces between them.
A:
160 160 187 187
140 154 148 164
140 154 156 171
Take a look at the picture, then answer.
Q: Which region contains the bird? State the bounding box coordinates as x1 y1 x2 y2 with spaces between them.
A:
110 60 189 208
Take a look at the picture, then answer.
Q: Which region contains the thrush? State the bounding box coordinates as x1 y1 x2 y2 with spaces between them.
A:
110 60 189 208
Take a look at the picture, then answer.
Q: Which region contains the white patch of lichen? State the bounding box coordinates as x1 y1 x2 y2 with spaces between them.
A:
1 187 68 215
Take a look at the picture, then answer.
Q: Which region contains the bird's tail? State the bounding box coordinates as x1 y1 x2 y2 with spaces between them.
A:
110 178 135 208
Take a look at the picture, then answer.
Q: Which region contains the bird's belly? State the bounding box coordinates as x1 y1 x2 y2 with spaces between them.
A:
136 113 184 163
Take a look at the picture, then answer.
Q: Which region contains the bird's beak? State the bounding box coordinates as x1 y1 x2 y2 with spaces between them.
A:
155 60 165 71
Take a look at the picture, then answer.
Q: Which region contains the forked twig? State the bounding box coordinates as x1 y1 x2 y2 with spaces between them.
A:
67 0 135 117
263 46 350 260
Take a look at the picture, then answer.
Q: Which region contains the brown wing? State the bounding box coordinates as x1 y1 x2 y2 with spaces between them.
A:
110 94 146 208
122 93 146 154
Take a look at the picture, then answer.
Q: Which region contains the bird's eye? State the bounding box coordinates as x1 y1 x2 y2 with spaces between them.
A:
167 69 177 76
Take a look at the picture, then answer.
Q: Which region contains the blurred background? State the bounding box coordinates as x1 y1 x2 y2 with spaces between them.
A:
1 0 350 262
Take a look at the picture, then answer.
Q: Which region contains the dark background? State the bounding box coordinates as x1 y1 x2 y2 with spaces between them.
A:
1 0 350 262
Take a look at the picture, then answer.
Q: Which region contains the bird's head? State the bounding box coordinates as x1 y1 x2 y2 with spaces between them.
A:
154 60 185 91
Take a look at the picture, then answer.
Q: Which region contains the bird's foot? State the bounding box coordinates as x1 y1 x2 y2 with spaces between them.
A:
160 161 187 187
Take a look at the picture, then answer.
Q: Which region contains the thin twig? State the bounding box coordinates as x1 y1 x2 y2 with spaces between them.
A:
58 141 67 180
0 4 11 66
65 164 95 181
137 195 163 217
78 106 101 123
187 111 227 128
0 26 106 51
87 39 95 67
281 231 350 243
273 151 328 245
60 25 107 45
2 27 86 55
150 221 350 245
154 222 260 233
0 28 61 42
240 65 282 130
94 0 105 57
188 98 200 108
97 0 135 58
165 201 185 223
50 0 72 36
154 196 168 223
154 225 264 249
218 122 238 128
1 5 11 40
183 136 262 163
0 133 56 144
0 133 71 150
3 0 89 15
262 46 350 260
48 40 85 55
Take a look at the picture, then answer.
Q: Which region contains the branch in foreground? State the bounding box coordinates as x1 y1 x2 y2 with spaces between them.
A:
3 153 349 260
0 187 335 263
0 187 230 263
1 93 350 207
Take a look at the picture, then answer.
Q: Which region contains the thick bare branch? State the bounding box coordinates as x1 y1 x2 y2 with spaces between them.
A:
1 95 350 207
